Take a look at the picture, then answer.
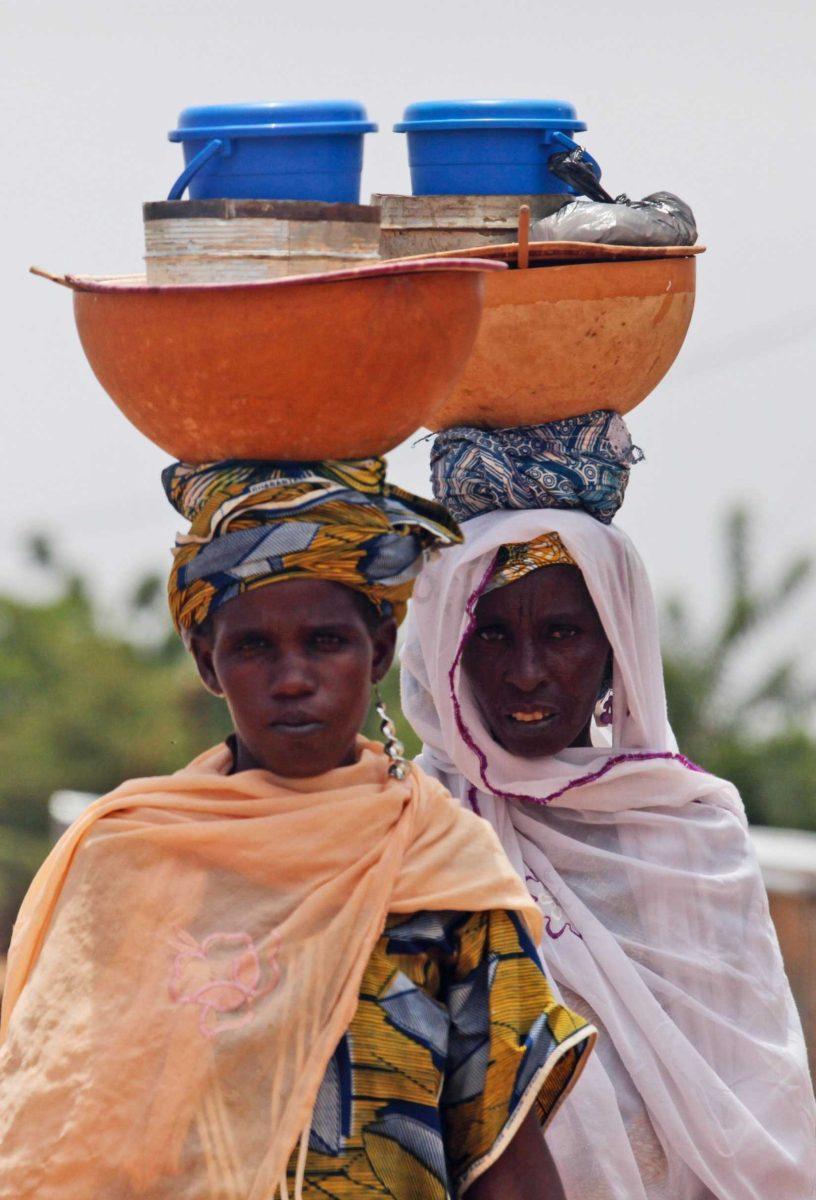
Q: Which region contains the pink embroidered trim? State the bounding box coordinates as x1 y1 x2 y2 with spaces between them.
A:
168 928 282 1039
520 749 706 806
467 786 482 817
450 571 705 808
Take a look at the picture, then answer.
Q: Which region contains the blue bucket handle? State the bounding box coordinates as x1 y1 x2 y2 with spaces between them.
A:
546 130 602 181
167 137 229 200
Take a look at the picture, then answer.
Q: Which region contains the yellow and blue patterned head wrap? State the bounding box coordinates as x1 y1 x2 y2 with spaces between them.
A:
485 532 576 594
163 458 462 636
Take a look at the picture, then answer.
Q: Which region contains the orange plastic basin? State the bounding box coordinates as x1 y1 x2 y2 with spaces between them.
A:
426 252 697 430
60 260 501 462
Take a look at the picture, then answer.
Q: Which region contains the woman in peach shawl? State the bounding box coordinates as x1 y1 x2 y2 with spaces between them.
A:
0 459 595 1200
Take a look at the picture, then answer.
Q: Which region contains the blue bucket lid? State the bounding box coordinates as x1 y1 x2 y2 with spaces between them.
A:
169 100 378 141
394 99 586 133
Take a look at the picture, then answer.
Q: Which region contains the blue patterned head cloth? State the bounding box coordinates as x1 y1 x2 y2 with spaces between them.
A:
431 411 642 524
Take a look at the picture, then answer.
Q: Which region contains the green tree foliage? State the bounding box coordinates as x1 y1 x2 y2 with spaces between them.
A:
0 541 231 836
662 507 816 829
0 538 231 945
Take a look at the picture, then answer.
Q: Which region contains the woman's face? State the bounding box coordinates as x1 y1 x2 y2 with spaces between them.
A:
191 579 396 777
461 563 611 758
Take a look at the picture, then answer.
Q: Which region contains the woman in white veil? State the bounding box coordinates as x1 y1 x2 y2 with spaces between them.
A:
401 416 816 1200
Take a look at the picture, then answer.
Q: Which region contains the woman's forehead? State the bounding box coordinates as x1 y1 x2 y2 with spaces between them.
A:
475 563 597 617
214 579 364 631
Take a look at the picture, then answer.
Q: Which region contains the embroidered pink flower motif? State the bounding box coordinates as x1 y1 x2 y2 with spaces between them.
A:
525 873 583 941
168 928 282 1038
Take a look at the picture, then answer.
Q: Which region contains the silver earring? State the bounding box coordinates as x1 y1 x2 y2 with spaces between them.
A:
374 687 409 780
595 688 614 727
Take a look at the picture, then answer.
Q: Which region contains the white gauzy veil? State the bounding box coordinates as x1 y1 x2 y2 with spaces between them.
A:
402 508 816 1200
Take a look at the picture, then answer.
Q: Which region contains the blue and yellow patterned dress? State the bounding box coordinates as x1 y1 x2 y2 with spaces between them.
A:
286 908 594 1198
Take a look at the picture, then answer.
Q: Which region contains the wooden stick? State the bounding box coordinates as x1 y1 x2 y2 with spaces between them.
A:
517 205 530 270
29 266 73 288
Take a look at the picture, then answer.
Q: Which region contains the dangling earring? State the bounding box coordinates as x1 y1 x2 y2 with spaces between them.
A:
374 687 409 780
595 688 614 727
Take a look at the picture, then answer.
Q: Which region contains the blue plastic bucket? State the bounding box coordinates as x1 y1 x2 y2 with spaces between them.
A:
394 99 599 196
167 101 378 202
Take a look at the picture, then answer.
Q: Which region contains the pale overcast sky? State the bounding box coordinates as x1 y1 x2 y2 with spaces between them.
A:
2 0 814 675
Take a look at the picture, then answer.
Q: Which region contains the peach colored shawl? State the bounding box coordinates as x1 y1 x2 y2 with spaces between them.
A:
0 740 542 1200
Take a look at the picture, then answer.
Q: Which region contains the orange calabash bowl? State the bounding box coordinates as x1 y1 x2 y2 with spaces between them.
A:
60 259 502 462
421 246 699 430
